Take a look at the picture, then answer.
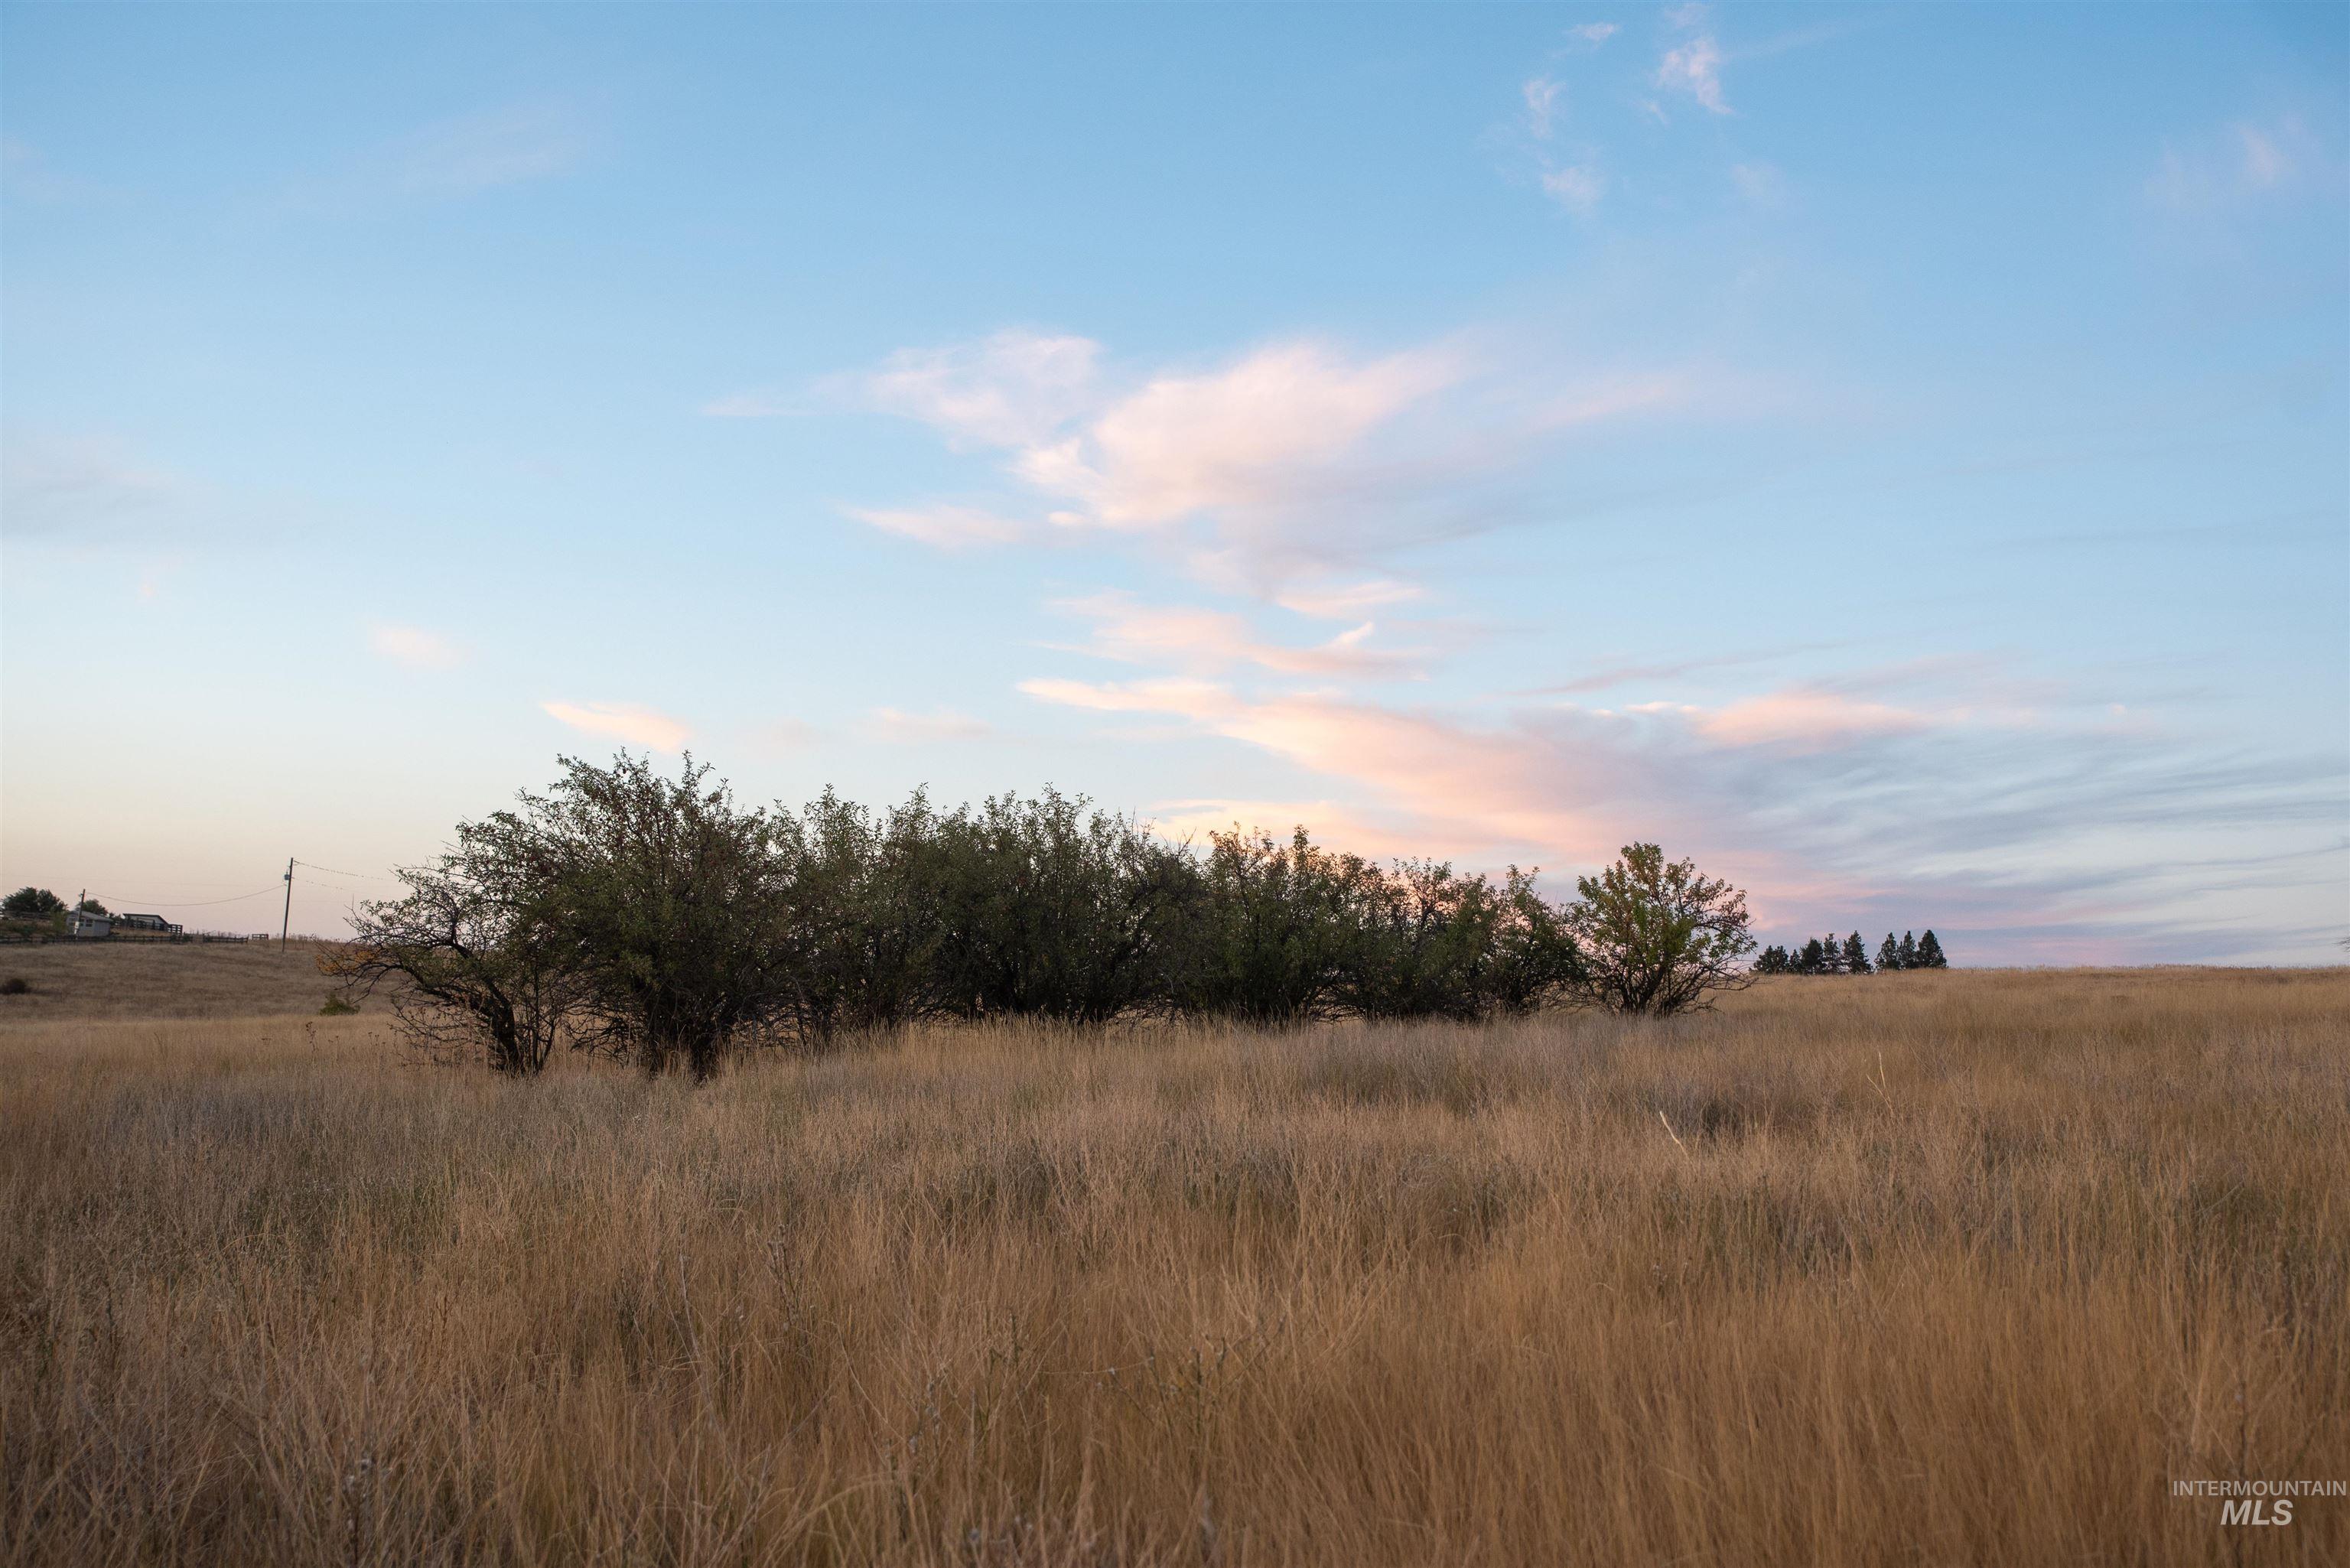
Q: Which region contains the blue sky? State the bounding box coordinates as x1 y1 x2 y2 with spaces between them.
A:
3 3 2344 961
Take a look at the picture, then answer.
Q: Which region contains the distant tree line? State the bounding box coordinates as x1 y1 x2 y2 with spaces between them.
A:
1752 929 1948 975
332 755 1762 1078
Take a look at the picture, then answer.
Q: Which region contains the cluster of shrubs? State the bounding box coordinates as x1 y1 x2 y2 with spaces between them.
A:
335 755 1761 1078
1753 929 1948 975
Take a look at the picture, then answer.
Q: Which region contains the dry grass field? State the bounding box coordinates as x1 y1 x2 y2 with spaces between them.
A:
2 959 2344 1566
0 941 346 1021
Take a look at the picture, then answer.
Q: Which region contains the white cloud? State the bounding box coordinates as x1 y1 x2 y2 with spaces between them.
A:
845 503 1036 549
1541 164 1606 214
368 622 465 671
1656 32 1730 115
1523 77 1565 139
1567 22 1620 47
541 701 691 753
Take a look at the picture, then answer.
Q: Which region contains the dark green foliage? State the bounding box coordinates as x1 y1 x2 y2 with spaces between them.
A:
1167 828 1368 1024
1916 929 1949 968
2 887 64 918
927 789 1196 1025
1899 930 1919 968
352 760 1833 1076
1753 945 1789 975
768 789 954 1041
1876 932 1901 971
1842 932 1871 974
74 898 108 916
516 756 797 1080
1796 937 1827 975
319 994 359 1016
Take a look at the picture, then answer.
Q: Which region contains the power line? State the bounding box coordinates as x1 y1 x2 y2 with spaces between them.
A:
90 885 283 909
293 860 398 882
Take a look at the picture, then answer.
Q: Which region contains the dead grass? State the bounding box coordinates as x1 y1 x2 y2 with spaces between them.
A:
0 940 346 1021
2 967 2344 1565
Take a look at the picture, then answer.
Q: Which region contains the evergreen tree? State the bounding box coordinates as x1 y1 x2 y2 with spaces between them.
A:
1916 929 1948 968
1876 932 1901 971
1816 935 1845 975
1753 945 1788 975
1843 931 1870 974
1898 930 1918 968
1797 936 1826 974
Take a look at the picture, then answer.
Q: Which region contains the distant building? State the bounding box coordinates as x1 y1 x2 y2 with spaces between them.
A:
67 911 112 939
114 912 183 936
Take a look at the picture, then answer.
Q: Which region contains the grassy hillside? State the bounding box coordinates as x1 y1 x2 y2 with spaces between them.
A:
0 940 347 1021
2 968 2343 1565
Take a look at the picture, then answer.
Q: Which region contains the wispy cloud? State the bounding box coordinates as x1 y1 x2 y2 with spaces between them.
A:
1567 22 1620 48
834 327 1727 594
1018 665 2345 962
854 329 1102 449
392 102 588 197
1730 161 1788 208
845 503 1041 550
863 706 994 743
1 137 111 203
1540 164 1606 214
1048 590 1423 680
2147 116 2324 212
0 432 190 541
286 100 590 213
1656 28 1730 116
541 701 691 753
368 622 466 671
1274 578 1423 620
1522 77 1565 140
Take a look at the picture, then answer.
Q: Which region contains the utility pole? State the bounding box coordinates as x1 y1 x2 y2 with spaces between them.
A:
281 858 294 950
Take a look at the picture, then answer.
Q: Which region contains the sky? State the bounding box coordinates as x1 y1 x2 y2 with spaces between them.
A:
2 3 2345 961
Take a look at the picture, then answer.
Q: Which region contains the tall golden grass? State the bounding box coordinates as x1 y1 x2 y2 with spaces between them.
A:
3 966 2344 1565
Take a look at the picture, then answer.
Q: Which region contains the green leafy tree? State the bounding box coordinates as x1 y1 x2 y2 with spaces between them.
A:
1876 932 1901 971
1843 931 1871 974
1476 867 1587 1015
1916 929 1948 968
926 789 1196 1025
74 898 109 916
1753 944 1789 975
2 887 64 918
1561 844 1756 1016
1795 937 1825 974
1167 827 1366 1024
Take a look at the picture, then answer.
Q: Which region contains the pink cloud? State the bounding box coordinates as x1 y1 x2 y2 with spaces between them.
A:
1049 590 1421 679
1693 689 1928 750
540 701 691 753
